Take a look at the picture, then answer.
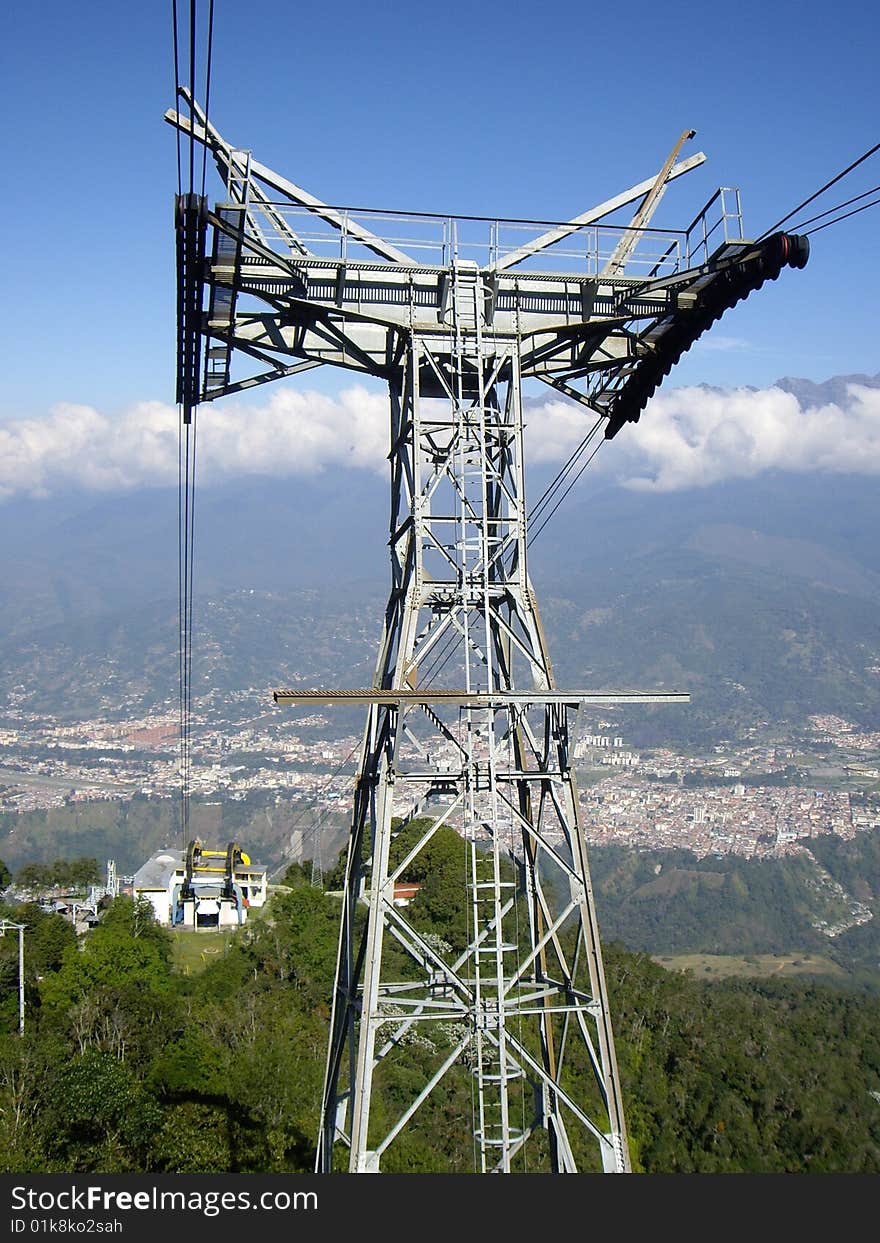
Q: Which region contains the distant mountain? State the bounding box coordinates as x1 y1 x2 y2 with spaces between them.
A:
531 467 880 581
2 376 880 739
530 469 880 743
685 524 880 601
774 371 880 408
0 471 388 636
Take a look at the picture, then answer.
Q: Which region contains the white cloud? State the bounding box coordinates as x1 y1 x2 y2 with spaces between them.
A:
0 386 389 500
1 380 879 500
522 398 600 464
608 382 880 492
690 335 752 353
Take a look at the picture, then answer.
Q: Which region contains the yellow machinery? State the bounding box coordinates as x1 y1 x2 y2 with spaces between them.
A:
174 839 252 925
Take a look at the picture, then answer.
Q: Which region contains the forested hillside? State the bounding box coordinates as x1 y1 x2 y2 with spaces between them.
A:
4 803 878 986
588 830 880 988
0 792 349 879
2 860 879 1173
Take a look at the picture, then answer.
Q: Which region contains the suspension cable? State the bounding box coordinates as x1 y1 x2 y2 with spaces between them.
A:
529 144 880 545
802 194 880 237
786 182 880 233
528 437 606 546
177 410 186 852
173 0 216 856
171 2 182 196
172 1 185 854
188 2 196 195
201 0 215 198
757 140 880 240
524 145 880 543
528 415 604 528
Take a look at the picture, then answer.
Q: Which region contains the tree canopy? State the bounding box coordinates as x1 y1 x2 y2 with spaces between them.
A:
1 845 878 1174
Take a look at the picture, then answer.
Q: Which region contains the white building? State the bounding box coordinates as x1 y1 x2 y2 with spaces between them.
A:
133 845 268 929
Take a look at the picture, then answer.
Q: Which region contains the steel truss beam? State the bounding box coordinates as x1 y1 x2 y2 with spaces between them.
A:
310 307 639 1174
168 104 809 1172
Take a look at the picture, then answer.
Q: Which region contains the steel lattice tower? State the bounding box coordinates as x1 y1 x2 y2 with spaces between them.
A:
169 96 808 1172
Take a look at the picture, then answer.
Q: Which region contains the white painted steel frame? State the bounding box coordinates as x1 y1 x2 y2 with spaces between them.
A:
315 303 631 1172
165 101 729 1173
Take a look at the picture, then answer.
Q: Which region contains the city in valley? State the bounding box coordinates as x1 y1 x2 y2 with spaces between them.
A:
1 689 878 866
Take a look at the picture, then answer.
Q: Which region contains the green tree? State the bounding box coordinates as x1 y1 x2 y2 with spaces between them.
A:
0 903 77 1034
39 1049 161 1171
13 857 101 895
15 863 52 893
0 1033 62 1172
40 897 175 1038
66 858 102 890
9 902 77 975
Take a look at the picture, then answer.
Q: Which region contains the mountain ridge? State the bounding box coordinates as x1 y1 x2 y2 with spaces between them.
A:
2 373 879 738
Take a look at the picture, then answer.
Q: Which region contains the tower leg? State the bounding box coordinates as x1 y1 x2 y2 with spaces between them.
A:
317 306 630 1173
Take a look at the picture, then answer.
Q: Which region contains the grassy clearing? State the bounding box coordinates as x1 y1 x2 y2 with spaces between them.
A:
171 929 236 975
169 901 277 975
652 952 848 981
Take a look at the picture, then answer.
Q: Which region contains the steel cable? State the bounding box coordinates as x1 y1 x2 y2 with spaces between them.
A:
757 140 880 240
200 0 215 197
528 437 606 546
528 414 604 527
174 0 216 853
802 194 880 237
786 182 880 233
171 1 182 196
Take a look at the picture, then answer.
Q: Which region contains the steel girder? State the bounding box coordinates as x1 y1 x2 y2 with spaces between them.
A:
167 99 809 1172
175 197 807 432
314 323 633 1172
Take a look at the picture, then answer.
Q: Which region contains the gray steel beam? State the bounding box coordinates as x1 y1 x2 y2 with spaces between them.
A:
168 106 807 1174
274 689 690 706
166 103 417 265
487 151 706 273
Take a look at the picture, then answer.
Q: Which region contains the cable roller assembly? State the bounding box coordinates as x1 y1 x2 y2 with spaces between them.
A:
604 231 810 440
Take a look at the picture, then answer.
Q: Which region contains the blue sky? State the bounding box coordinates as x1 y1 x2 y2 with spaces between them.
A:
1 0 878 493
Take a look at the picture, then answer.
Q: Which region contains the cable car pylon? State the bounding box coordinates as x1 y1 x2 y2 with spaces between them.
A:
168 96 809 1171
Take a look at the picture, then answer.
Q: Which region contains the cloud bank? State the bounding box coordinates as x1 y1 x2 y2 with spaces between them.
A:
0 386 389 500
1 380 879 500
606 381 880 492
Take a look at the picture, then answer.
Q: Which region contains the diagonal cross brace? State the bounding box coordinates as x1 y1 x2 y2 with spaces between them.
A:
166 96 417 266
488 149 706 274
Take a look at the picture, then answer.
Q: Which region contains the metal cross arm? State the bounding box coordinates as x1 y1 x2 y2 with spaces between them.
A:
600 129 698 278
273 688 690 706
601 229 810 439
166 95 417 265
486 145 706 274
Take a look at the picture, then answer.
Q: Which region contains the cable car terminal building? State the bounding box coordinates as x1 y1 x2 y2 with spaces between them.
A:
132 840 267 929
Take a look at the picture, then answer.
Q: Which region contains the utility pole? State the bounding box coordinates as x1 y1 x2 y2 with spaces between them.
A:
0 920 26 1035
167 95 808 1172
